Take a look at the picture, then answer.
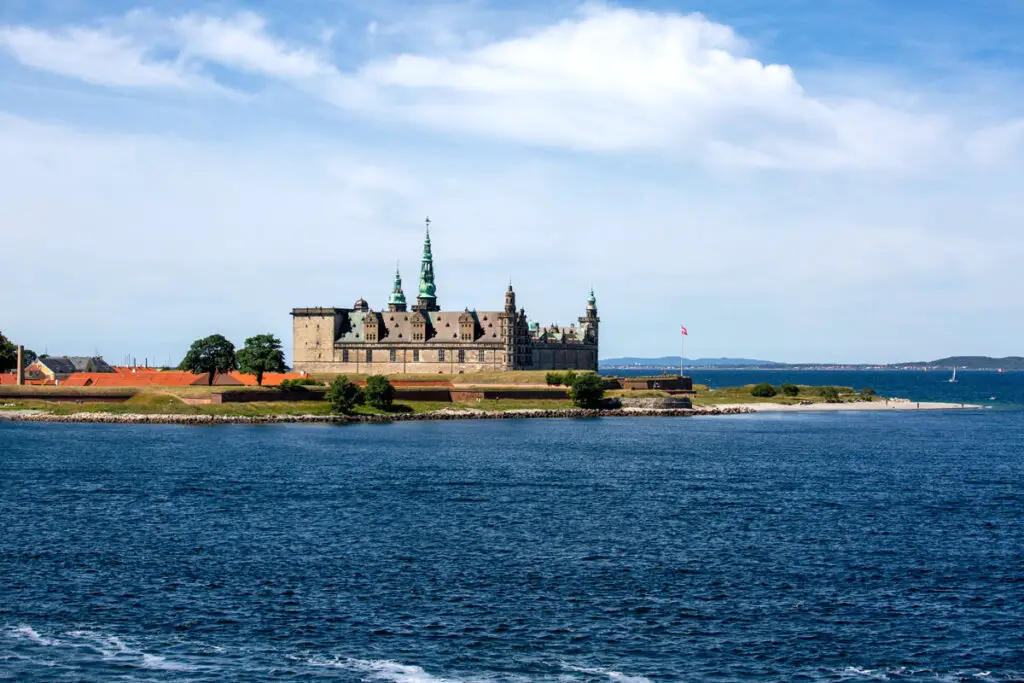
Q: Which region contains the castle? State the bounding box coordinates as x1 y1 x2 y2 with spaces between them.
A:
291 221 599 374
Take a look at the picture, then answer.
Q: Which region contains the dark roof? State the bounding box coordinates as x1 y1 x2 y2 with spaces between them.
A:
38 356 115 374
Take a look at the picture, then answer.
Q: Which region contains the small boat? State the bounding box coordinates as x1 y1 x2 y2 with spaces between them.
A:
948 367 958 383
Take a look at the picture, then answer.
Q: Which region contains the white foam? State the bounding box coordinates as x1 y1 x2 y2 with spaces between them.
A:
141 653 200 671
563 664 653 683
308 657 460 683
6 625 59 647
65 630 133 658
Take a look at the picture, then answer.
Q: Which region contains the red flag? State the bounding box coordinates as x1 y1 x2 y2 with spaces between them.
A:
681 326 688 336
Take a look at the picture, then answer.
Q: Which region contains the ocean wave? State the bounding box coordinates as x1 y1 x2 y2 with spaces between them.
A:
307 657 464 683
562 664 654 683
4 625 204 673
5 625 60 647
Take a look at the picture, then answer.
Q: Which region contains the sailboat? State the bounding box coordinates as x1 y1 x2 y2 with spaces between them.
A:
948 367 958 383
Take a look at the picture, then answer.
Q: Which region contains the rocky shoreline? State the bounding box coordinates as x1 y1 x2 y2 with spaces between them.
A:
0 406 754 425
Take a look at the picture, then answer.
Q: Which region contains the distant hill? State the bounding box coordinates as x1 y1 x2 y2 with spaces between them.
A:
600 355 1022 370
899 356 1024 370
600 357 778 368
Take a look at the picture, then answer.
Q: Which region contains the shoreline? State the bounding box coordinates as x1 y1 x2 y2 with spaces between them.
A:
0 401 981 425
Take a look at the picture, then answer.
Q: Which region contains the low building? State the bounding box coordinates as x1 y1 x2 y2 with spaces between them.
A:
619 375 694 393
25 356 115 382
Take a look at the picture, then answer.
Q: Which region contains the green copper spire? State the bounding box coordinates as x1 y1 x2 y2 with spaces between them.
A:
416 217 438 310
388 263 406 308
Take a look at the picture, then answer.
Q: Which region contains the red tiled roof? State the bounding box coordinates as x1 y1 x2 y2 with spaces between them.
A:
0 373 51 386
227 372 309 386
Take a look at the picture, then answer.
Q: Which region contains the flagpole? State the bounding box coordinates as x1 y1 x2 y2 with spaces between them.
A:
680 330 684 377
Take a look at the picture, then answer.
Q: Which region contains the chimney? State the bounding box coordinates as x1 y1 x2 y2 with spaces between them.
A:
16 346 24 386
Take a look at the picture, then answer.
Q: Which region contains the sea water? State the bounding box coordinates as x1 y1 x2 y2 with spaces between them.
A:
1 376 1022 681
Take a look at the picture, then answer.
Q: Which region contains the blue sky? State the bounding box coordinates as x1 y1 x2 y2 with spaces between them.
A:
2 0 1023 364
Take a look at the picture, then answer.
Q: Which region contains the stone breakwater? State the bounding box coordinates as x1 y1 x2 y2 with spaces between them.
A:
0 406 753 425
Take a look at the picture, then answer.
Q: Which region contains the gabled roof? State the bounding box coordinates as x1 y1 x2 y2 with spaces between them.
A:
337 309 504 344
36 356 114 374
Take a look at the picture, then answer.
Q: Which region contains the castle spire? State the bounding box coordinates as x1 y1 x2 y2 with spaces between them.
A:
388 262 407 312
415 216 439 312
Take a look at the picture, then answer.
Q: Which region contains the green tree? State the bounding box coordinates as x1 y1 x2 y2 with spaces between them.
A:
858 387 877 401
236 334 287 386
569 373 605 409
819 386 841 403
780 383 800 397
751 382 777 398
327 376 364 414
545 372 564 386
562 370 579 387
364 375 396 410
0 332 16 373
21 349 37 368
179 334 237 385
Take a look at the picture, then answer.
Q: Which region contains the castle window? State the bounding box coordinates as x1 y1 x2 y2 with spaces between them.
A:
366 350 372 362
413 349 419 362
458 350 465 364
390 349 397 362
478 350 485 363
342 349 349 363
438 349 446 362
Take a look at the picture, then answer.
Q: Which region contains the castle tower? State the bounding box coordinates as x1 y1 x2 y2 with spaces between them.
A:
500 282 518 370
579 289 600 372
414 217 439 312
388 264 407 312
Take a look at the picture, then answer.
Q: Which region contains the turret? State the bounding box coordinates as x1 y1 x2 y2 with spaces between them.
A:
579 289 600 371
504 282 516 314
414 217 439 312
388 264 407 312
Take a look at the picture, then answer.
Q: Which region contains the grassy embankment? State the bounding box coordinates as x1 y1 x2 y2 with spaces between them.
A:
0 374 873 417
689 384 877 407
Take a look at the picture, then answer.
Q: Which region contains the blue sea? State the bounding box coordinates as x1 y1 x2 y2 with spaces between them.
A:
2 371 1022 681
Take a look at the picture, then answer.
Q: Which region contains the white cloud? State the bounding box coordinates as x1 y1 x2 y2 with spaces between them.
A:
344 4 948 169
0 24 194 88
0 5 955 170
170 12 333 80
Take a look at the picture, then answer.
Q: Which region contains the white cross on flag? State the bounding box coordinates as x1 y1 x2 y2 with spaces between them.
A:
681 326 688 336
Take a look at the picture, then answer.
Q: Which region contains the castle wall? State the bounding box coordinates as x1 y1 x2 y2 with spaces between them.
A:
293 310 337 369
295 344 509 376
531 345 598 371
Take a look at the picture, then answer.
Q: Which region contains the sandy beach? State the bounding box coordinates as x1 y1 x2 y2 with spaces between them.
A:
709 400 983 413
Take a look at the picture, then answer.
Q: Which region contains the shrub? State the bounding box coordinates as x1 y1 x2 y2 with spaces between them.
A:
279 378 323 388
751 382 777 398
780 383 800 397
545 372 564 386
327 376 364 414
568 373 605 409
562 370 579 387
858 387 877 402
819 386 841 403
363 375 396 410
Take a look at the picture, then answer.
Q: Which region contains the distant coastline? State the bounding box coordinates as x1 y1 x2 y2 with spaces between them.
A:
601 355 1024 371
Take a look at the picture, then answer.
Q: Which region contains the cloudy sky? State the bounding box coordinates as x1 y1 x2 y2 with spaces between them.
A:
2 0 1022 364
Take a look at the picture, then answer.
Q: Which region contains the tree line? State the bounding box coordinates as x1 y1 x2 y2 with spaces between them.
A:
180 333 286 386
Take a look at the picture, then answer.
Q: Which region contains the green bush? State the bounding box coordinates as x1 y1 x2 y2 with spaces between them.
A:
363 375 396 410
562 370 578 387
279 378 323 388
780 383 800 397
545 372 564 386
568 373 605 409
858 387 877 401
819 386 841 403
751 383 777 398
327 376 364 414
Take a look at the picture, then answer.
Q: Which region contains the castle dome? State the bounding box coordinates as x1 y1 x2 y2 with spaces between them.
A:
354 297 369 312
